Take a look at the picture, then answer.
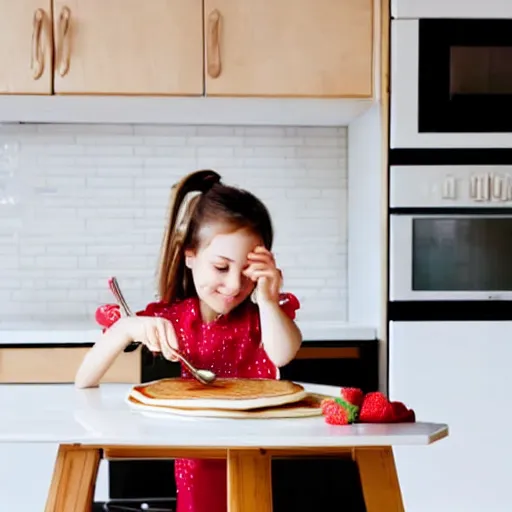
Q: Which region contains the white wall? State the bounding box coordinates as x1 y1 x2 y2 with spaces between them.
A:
0 123 349 328
0 444 110 509
348 104 387 391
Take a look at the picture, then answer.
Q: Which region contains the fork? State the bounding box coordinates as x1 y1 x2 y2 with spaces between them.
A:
107 277 216 385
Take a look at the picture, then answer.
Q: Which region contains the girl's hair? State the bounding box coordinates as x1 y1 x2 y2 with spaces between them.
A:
157 169 273 303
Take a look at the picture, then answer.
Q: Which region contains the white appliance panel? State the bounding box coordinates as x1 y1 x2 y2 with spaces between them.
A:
390 165 512 208
389 320 512 512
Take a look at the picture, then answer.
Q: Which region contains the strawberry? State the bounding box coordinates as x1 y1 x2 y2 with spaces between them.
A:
321 393 359 425
390 401 416 423
359 392 395 423
341 387 364 408
321 399 349 425
359 392 416 423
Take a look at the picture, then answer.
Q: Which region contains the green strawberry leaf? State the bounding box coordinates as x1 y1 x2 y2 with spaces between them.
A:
333 397 359 423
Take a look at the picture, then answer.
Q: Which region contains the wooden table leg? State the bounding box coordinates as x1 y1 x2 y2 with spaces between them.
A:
45 444 101 512
227 449 272 512
354 447 405 512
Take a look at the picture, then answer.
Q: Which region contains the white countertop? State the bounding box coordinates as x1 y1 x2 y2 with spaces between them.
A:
0 321 377 345
0 382 447 448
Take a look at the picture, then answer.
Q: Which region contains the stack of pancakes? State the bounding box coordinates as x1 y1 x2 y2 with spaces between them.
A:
126 378 326 419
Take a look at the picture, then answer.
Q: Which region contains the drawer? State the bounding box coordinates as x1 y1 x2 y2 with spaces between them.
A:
0 347 140 383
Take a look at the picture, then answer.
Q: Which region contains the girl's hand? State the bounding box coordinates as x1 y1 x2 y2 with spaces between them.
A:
244 246 283 304
119 316 179 362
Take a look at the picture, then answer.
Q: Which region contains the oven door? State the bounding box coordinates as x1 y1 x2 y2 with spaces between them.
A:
390 213 512 301
391 19 512 149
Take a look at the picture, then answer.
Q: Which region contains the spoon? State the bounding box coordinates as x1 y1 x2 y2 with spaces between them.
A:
108 277 217 385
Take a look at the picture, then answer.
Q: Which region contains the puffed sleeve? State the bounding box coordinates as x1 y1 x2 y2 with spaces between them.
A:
94 300 179 353
95 303 121 331
278 292 301 320
94 300 172 332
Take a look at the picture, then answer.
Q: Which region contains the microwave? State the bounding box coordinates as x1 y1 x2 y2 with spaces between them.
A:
391 18 512 149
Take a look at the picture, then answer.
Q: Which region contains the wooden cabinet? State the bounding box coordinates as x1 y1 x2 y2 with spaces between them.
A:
0 0 53 94
0 0 374 98
0 347 140 383
204 0 374 97
52 0 204 95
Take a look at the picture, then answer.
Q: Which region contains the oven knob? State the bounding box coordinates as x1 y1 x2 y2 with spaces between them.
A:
470 176 478 199
480 174 490 201
507 176 512 201
492 175 504 200
473 174 492 201
442 176 456 199
474 175 484 201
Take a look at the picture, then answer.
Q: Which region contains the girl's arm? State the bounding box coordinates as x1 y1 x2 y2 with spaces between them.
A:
75 312 178 389
75 321 132 389
245 247 303 368
259 298 302 368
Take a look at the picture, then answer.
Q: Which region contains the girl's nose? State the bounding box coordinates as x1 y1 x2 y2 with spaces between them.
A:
224 273 241 296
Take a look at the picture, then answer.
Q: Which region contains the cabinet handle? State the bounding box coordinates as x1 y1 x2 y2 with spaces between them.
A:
207 9 221 79
55 6 71 77
30 9 45 80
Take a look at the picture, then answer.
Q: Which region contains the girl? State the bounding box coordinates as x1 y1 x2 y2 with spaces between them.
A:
75 169 303 512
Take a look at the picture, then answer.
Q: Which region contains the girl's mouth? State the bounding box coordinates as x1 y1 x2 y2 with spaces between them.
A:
216 292 237 304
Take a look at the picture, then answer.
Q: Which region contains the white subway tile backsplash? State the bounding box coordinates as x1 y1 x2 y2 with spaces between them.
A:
0 124 348 329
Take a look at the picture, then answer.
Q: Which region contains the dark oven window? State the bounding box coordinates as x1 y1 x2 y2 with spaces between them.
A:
418 19 512 133
412 217 512 291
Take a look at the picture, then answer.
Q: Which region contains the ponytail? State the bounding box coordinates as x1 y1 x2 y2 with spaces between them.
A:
157 170 221 303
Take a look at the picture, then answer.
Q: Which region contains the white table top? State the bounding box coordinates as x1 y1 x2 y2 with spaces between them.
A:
0 382 448 448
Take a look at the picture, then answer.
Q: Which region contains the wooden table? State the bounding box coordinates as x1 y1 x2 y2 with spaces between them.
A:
0 382 448 512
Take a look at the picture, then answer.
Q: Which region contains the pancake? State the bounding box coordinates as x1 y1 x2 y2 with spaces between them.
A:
126 392 326 419
128 377 308 410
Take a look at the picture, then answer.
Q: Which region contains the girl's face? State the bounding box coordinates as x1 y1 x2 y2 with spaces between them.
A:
185 227 262 321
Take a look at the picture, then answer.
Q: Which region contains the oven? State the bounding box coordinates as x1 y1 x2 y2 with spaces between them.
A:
391 17 512 149
389 164 512 320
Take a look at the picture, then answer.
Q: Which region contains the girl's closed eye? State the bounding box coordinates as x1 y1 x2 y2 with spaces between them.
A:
214 264 229 272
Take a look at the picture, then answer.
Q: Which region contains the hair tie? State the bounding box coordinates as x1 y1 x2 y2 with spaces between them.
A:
174 190 201 239
201 170 221 190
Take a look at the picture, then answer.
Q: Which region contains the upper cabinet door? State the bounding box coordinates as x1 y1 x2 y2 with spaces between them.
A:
0 1 53 94
52 0 204 95
204 0 374 98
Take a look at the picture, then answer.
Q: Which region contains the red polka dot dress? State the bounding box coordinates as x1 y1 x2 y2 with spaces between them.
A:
136 293 300 512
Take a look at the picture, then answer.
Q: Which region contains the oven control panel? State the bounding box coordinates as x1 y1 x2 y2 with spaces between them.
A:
390 165 512 208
